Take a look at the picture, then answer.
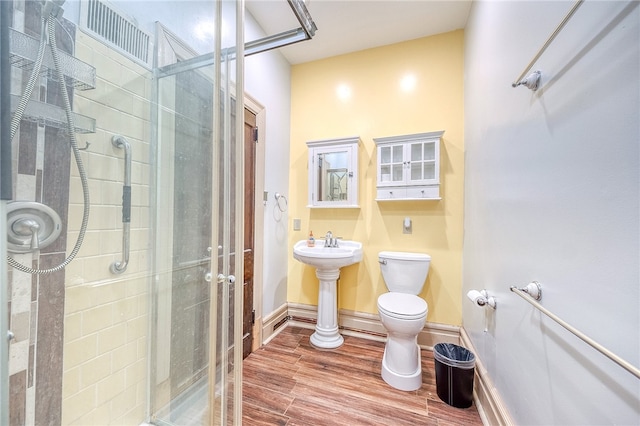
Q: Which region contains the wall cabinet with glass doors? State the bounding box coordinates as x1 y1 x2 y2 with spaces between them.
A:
374 131 444 200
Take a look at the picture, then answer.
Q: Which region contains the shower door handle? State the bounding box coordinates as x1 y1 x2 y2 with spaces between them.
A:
216 274 236 285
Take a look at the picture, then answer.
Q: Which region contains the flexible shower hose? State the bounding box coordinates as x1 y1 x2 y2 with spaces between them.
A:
7 13 90 275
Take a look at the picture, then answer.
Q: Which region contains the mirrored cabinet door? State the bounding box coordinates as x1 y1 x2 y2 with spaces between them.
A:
306 136 360 208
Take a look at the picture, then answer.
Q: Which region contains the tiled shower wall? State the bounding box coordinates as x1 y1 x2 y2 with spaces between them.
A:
7 1 153 424
9 1 76 424
60 29 152 425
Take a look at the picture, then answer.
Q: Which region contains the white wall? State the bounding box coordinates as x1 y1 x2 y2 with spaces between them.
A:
244 13 292 317
463 1 639 424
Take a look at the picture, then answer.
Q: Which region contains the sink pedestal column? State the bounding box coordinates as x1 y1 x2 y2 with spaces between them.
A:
310 268 343 349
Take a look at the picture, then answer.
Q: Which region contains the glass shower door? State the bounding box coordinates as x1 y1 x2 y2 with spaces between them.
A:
150 2 244 425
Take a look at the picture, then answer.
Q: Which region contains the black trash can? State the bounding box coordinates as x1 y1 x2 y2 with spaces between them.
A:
433 343 476 408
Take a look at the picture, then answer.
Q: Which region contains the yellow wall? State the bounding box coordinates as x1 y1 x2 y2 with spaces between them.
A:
288 30 465 326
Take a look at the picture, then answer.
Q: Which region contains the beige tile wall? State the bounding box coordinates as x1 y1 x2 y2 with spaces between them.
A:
61 29 152 425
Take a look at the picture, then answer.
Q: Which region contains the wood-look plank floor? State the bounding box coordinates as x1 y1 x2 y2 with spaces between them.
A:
242 326 484 425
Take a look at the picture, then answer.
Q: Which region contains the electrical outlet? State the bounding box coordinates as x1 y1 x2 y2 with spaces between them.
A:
293 218 301 231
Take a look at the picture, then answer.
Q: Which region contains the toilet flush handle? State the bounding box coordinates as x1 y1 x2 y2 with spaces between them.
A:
378 259 387 265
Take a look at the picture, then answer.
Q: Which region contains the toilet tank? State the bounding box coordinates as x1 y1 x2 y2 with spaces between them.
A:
379 251 431 294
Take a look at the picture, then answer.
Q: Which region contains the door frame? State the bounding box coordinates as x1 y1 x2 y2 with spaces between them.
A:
244 93 265 352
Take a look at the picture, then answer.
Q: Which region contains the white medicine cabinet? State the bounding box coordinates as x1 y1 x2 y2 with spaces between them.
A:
306 136 360 208
373 131 444 200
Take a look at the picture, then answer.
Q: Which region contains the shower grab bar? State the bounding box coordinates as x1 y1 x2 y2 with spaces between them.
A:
511 0 584 88
110 135 131 274
510 285 640 380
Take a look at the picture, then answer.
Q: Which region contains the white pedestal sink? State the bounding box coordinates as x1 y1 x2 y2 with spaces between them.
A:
293 239 363 349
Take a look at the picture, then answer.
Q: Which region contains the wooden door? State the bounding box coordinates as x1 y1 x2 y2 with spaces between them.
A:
243 109 256 359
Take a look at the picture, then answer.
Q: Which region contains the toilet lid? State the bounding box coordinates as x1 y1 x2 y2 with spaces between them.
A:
378 293 427 320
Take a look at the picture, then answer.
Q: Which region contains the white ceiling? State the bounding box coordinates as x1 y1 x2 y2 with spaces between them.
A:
246 0 472 65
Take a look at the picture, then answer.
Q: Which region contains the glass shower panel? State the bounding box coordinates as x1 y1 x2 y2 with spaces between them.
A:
151 1 243 425
153 67 215 425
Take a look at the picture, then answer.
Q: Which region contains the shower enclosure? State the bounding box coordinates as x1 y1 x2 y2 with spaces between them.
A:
1 0 244 424
1 0 315 424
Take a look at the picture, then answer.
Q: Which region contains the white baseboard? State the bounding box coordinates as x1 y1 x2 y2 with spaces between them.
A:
261 302 289 344
284 302 460 350
460 327 514 426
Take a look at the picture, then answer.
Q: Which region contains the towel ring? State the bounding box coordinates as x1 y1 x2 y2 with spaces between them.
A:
274 192 288 212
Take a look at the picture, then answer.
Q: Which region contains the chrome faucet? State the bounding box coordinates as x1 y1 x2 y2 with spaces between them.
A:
324 231 339 248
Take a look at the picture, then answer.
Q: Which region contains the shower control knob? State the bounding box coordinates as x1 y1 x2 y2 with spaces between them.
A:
12 218 39 235
204 272 213 282
12 218 41 250
6 201 62 253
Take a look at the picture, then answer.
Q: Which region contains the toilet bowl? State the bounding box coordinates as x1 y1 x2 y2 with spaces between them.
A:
377 251 430 391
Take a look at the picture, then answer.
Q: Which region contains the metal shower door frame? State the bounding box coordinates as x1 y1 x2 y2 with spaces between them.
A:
0 0 12 422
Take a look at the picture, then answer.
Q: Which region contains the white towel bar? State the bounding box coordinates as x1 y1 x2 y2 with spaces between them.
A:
510 285 640 380
511 0 584 88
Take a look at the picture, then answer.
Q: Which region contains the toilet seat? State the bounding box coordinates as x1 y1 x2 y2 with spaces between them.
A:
378 293 427 320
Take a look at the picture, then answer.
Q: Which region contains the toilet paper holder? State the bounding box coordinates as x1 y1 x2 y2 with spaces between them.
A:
467 289 497 309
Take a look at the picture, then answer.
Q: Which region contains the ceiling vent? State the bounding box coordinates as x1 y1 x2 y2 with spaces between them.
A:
80 0 152 68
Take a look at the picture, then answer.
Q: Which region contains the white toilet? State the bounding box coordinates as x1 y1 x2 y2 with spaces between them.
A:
377 251 430 391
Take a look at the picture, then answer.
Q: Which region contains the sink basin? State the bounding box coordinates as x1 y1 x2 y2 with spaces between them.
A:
293 239 363 270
